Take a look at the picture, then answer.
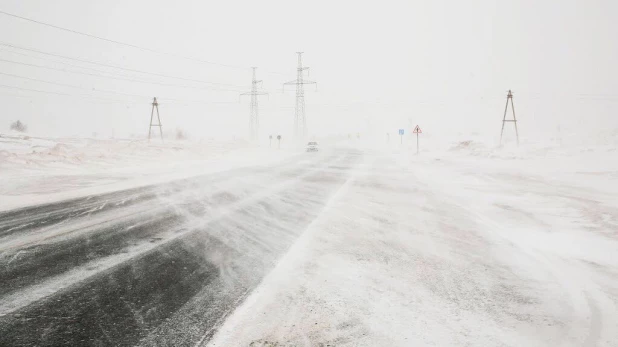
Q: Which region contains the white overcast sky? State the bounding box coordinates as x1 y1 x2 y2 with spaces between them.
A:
0 0 616 141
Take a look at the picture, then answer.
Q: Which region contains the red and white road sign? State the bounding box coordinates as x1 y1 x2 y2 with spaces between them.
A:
413 125 422 134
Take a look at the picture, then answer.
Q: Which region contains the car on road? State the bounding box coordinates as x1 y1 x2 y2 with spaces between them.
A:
306 141 319 152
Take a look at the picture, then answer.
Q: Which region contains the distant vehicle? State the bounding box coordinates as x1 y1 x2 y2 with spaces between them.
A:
306 141 319 152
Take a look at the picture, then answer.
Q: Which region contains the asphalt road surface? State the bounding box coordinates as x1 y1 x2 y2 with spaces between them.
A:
0 148 362 346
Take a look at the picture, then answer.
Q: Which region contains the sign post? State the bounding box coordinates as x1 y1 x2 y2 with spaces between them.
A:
398 129 404 144
277 135 281 149
269 135 273 148
412 125 422 154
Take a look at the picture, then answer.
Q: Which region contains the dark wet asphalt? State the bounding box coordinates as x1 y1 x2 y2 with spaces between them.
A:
0 149 361 346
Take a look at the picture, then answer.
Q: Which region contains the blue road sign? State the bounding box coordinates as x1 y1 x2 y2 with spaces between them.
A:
399 129 404 135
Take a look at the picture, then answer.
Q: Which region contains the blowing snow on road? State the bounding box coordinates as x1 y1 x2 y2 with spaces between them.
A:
1 137 617 346
2 1 618 345
207 145 618 347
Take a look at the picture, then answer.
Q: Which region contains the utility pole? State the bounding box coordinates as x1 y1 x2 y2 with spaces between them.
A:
500 90 519 146
148 97 163 142
240 67 268 142
284 52 317 140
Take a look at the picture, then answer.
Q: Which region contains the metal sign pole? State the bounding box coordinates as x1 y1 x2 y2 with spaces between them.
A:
412 125 422 155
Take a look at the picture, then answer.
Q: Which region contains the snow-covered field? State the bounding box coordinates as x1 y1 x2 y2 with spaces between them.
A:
0 133 297 211
208 137 618 346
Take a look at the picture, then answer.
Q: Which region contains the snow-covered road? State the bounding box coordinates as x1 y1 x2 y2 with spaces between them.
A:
208 147 618 347
1 143 617 346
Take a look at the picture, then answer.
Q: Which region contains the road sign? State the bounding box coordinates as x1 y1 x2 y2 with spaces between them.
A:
398 129 404 135
413 125 421 154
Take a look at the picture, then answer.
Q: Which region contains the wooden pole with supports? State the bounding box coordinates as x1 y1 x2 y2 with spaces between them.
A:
500 90 519 146
148 97 163 142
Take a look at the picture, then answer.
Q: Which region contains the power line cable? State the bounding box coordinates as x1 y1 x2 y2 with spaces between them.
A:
0 9 287 76
1 47 264 95
0 47 160 81
0 47 225 89
0 71 240 105
0 9 247 70
0 83 240 106
0 58 246 92
0 42 247 88
0 83 143 104
0 70 151 99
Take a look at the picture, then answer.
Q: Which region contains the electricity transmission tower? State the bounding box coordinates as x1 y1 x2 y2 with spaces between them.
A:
148 97 163 142
500 90 519 146
240 67 268 142
284 52 316 140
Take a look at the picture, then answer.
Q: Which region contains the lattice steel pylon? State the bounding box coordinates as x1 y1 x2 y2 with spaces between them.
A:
240 67 268 142
284 52 317 140
148 97 163 142
500 90 519 146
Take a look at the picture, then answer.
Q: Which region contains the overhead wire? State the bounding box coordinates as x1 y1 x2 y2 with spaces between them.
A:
0 47 165 81
0 42 247 88
0 9 288 76
0 83 241 106
0 71 240 105
0 83 144 104
0 10 246 69
0 58 247 93
0 47 272 96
